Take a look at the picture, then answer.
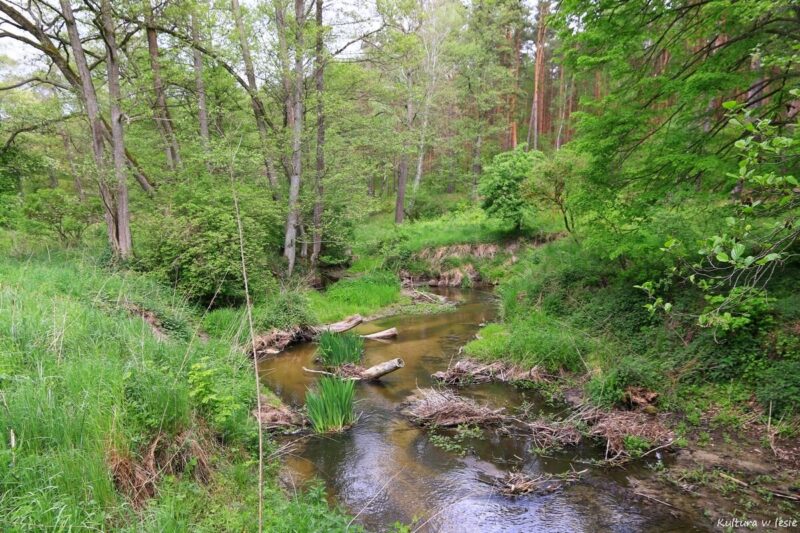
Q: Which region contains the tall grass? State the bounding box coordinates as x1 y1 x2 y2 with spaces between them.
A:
305 377 356 433
317 331 364 366
307 271 401 323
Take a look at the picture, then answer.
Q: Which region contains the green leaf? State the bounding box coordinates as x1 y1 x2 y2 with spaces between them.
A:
731 243 745 261
716 252 730 263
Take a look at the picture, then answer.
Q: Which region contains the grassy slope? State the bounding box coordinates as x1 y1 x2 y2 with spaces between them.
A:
0 251 353 531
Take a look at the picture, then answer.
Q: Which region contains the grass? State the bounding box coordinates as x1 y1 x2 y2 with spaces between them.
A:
307 271 402 323
0 246 353 529
317 331 364 366
305 377 356 433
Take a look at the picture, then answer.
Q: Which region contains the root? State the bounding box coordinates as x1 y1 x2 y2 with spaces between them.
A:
252 395 305 432
401 388 505 427
107 427 214 507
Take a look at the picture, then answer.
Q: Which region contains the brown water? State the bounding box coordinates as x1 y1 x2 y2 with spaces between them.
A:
259 289 704 532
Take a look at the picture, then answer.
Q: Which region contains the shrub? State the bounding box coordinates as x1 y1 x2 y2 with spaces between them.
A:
305 377 356 433
23 188 95 245
134 179 284 304
756 360 800 416
253 290 316 332
317 331 364 366
587 355 662 407
479 147 543 231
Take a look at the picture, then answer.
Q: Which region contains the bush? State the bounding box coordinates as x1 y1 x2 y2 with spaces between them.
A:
317 331 364 366
479 147 543 231
587 355 662 407
23 188 95 245
305 377 356 433
756 360 800 416
135 179 284 304
253 290 316 332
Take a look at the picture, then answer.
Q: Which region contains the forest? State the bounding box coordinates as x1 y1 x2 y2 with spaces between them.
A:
0 0 798 530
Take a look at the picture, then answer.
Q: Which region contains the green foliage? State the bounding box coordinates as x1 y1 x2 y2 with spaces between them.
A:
317 331 364 367
479 148 543 231
253 290 316 332
586 355 662 407
756 361 800 417
305 377 356 433
429 424 483 456
125 360 190 437
23 188 96 244
622 435 652 458
135 179 284 304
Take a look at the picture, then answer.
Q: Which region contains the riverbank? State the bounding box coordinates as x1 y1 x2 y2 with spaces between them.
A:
0 251 356 531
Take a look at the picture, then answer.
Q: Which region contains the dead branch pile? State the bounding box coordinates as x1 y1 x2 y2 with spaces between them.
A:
488 468 587 496
527 419 583 451
433 359 547 386
252 396 305 431
579 407 674 459
401 388 505 427
402 288 450 304
108 429 212 508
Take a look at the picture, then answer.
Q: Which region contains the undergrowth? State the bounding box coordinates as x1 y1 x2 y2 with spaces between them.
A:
317 331 364 366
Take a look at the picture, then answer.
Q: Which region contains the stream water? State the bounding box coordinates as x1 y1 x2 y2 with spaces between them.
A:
259 289 703 532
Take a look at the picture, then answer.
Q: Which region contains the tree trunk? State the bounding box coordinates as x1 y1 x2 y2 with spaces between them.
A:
526 0 548 151
102 0 132 258
191 11 210 147
143 0 181 169
395 84 413 224
284 0 304 276
311 0 325 267
360 358 404 380
231 0 279 191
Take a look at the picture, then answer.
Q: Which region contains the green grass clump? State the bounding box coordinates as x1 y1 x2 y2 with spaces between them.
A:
317 331 364 366
307 271 401 323
305 377 356 433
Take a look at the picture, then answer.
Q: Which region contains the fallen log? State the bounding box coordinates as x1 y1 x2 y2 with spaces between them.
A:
360 358 404 380
319 314 363 333
361 327 398 340
302 358 405 381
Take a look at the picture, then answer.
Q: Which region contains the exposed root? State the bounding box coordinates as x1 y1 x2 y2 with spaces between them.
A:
623 386 659 408
123 302 168 341
107 427 214 508
250 326 314 357
252 395 305 431
486 468 587 497
432 358 548 386
400 388 505 427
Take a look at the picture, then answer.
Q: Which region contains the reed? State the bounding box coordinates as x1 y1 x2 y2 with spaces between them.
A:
317 331 364 367
305 377 356 433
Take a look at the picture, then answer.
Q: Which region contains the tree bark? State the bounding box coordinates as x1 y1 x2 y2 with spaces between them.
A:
526 0 548 150
191 11 210 148
284 0 304 275
395 83 413 224
471 132 482 199
102 0 132 258
231 0 278 190
360 358 404 380
311 0 325 267
143 0 181 169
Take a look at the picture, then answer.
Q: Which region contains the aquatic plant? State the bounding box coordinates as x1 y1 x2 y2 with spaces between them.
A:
317 331 364 366
305 377 356 433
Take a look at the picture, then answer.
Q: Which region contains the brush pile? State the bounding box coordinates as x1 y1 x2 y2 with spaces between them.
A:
401 388 505 427
252 396 304 431
578 406 674 461
487 468 586 496
527 419 583 451
433 358 547 386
